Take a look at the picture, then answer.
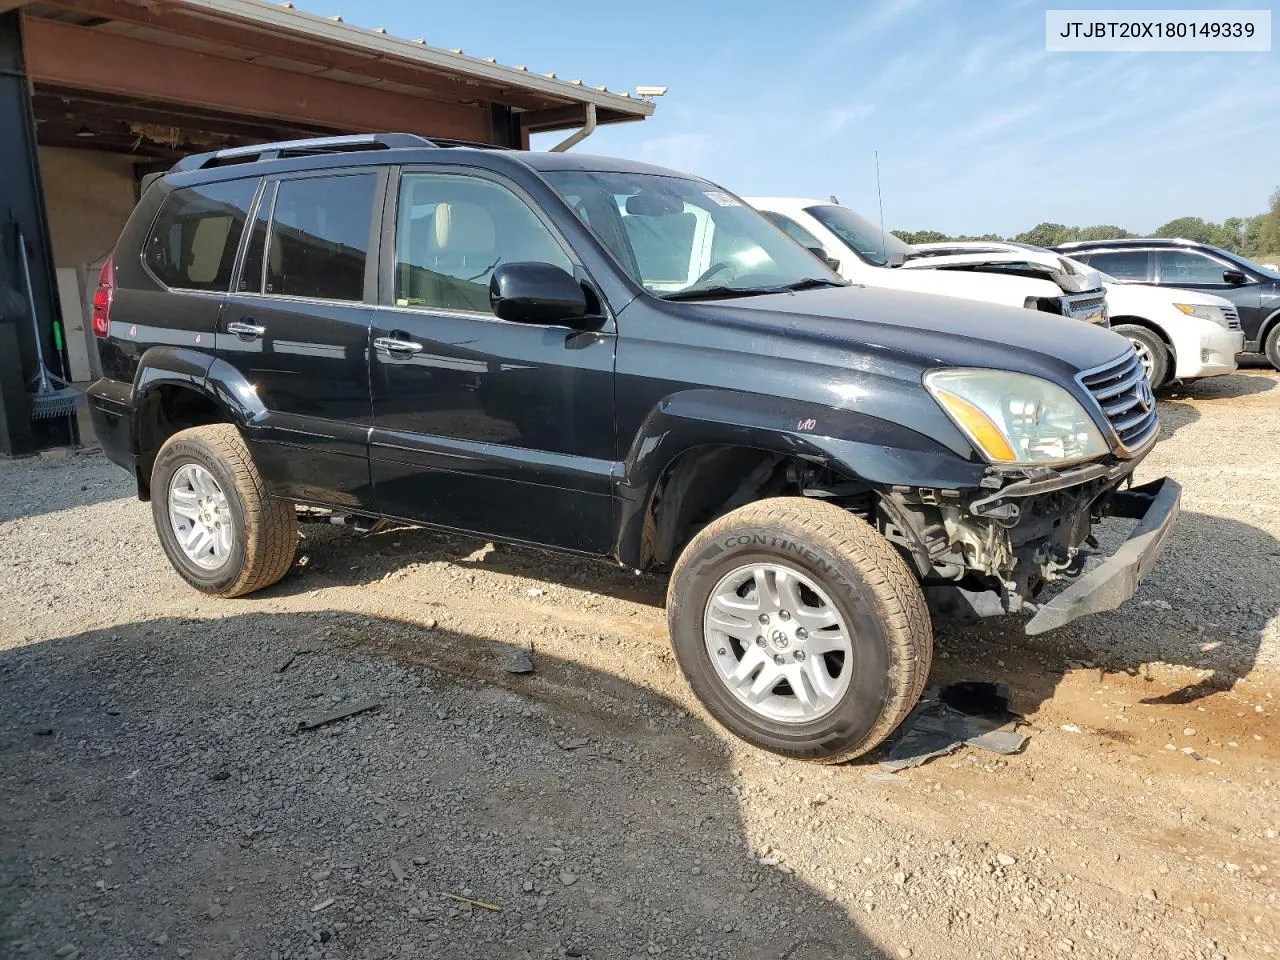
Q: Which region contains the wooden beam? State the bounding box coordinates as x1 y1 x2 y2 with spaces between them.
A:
22 17 492 141
30 0 565 112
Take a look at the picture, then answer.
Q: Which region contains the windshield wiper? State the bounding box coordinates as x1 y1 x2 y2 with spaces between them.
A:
660 285 780 302
662 278 848 301
780 277 847 291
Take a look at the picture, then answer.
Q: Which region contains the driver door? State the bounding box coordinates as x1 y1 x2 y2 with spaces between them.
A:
368 167 616 554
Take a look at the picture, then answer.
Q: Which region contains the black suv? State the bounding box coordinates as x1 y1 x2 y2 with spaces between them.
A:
1058 237 1280 367
88 133 1179 762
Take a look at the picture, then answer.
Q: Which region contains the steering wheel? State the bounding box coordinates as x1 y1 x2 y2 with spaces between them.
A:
691 261 735 287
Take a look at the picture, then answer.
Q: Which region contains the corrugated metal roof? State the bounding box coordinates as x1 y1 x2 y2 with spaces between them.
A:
177 0 657 118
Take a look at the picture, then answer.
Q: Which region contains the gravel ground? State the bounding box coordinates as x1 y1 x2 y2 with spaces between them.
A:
2 368 1278 960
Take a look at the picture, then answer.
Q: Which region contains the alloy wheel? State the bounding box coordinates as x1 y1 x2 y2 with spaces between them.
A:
702 561 855 724
167 463 234 570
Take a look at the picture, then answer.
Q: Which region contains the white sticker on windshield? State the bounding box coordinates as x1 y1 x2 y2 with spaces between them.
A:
704 191 742 207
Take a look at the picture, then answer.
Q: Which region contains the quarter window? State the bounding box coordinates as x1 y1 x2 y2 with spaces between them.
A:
1158 250 1227 285
261 174 376 301
1082 250 1150 282
394 173 573 315
144 179 257 291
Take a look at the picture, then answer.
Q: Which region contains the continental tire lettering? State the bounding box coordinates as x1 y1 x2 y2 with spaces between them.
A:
720 533 834 575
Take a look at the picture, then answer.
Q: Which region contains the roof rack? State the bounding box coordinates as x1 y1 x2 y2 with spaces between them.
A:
170 133 437 173
428 138 514 151
1059 237 1196 249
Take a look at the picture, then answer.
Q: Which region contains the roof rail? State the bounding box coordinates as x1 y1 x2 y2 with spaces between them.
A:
170 133 437 173
1062 236 1196 248
428 138 515 151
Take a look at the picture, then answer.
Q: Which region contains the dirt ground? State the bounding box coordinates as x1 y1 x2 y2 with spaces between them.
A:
1 367 1277 960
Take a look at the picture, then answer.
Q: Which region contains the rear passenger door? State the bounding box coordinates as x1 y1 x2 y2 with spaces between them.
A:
218 168 384 509
1078 249 1153 284
367 167 615 553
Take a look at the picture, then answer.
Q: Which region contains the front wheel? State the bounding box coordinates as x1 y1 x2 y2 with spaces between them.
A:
150 424 298 597
1264 323 1280 371
1113 324 1170 389
666 497 932 763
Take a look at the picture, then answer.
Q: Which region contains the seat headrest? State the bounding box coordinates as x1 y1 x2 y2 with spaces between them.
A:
432 202 496 257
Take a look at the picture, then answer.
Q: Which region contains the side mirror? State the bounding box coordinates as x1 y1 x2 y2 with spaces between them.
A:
489 262 589 327
825 256 841 273
1223 269 1248 285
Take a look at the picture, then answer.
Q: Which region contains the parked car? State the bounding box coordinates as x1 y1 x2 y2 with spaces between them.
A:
748 197 1109 324
915 240 1243 388
1057 237 1280 368
87 134 1179 762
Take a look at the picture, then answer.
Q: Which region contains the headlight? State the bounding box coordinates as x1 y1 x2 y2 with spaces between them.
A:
925 369 1109 465
1173 303 1230 328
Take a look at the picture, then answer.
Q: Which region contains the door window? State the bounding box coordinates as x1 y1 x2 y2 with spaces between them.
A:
259 173 377 301
760 211 824 250
1080 250 1151 282
1157 250 1228 285
143 179 257 291
394 173 573 315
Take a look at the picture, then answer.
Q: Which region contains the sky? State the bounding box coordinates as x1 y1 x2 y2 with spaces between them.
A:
293 0 1279 237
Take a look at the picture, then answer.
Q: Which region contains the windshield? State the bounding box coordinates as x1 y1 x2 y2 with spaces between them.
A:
1223 249 1280 280
805 204 917 267
543 170 843 298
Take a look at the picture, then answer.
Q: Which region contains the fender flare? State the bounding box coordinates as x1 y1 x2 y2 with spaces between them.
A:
611 387 984 568
133 346 267 432
129 348 268 497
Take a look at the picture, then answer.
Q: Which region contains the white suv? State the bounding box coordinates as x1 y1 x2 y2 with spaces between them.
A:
748 197 1109 325
914 240 1244 388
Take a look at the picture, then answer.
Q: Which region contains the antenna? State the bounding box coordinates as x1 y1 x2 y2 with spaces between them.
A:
875 150 886 262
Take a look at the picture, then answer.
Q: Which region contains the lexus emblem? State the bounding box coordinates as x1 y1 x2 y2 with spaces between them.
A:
1136 380 1154 412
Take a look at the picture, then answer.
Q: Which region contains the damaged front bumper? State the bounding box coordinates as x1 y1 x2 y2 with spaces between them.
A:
896 459 1180 634
1023 477 1180 634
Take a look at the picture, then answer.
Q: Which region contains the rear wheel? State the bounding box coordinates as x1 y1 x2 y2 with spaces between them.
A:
666 497 932 763
1113 324 1170 388
150 424 298 597
1264 323 1280 371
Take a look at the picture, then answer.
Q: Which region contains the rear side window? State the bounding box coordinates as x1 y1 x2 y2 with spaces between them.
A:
143 179 257 291
1081 250 1150 282
262 174 376 302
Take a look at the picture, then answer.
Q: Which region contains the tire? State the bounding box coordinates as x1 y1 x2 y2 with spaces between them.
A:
1113 324 1170 389
150 424 298 597
666 497 932 763
1264 323 1280 371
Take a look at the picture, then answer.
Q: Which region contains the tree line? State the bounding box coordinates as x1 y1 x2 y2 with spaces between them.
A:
895 187 1280 260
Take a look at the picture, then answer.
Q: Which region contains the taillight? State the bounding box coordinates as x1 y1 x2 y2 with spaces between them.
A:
92 255 115 338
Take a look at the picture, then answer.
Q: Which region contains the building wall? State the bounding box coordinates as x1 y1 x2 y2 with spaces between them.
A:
37 146 140 381
39 146 138 268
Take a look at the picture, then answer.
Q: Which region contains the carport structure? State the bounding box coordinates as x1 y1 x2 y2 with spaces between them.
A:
0 0 655 455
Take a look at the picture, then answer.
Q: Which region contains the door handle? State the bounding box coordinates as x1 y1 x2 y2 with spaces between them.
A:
226 320 266 339
374 336 424 356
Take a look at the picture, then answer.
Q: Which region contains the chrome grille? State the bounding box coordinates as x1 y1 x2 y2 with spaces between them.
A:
1078 349 1159 452
1064 293 1108 325
1222 305 1242 330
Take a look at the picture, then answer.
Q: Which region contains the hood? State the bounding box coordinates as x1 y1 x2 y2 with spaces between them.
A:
1103 280 1233 311
904 246 1103 294
683 284 1130 379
